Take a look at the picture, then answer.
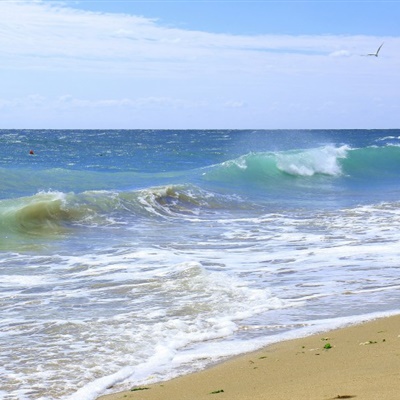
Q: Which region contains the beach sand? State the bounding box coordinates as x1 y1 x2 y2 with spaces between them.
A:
98 314 400 400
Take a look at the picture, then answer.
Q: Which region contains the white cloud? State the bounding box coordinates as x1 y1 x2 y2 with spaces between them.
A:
0 94 46 109
1 0 397 77
0 94 206 111
329 50 352 57
0 1 399 128
55 95 202 109
223 100 247 109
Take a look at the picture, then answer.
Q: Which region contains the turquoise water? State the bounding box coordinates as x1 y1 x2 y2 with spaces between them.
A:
1 130 400 399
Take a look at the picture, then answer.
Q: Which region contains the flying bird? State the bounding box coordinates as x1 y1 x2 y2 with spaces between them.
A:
366 42 384 57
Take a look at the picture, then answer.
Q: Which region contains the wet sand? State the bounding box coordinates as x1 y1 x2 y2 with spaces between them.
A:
98 314 400 400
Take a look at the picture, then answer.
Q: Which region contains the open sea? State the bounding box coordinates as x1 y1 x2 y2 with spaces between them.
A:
1 129 400 400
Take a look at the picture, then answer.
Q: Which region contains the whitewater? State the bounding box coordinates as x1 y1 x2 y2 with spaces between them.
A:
1 129 400 400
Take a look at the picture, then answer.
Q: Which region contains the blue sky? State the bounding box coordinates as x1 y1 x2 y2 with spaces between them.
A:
0 0 399 129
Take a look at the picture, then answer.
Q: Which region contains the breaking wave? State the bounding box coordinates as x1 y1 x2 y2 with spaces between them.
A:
0 186 245 238
203 144 400 184
2 144 399 238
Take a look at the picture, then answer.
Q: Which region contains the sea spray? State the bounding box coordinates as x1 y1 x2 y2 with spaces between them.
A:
275 145 348 176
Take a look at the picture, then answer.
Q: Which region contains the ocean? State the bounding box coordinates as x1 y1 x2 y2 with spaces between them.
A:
1 129 400 400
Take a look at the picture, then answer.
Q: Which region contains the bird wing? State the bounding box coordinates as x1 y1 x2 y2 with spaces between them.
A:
376 42 384 55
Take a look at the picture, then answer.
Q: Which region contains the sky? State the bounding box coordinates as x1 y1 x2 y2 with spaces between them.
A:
0 0 399 129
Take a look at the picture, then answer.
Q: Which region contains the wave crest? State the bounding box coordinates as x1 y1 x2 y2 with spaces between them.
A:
1 191 81 235
203 145 349 188
276 145 348 177
0 186 241 238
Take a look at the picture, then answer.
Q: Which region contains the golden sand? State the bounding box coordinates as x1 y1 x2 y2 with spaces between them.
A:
99 314 400 400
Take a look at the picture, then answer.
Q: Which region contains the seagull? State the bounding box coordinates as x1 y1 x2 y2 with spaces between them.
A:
366 42 384 57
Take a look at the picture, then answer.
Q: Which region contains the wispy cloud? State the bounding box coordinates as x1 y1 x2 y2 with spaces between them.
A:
329 50 352 57
55 95 205 109
1 1 399 128
1 0 396 76
0 93 209 110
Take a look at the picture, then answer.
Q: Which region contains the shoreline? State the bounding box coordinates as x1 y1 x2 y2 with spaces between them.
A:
98 314 400 400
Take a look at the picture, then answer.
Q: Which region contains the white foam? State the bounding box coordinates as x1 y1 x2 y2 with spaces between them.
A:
3 199 400 400
0 274 48 286
276 145 348 176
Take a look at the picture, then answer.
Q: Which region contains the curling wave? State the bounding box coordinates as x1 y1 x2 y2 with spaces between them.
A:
0 186 247 237
0 192 75 235
202 144 400 185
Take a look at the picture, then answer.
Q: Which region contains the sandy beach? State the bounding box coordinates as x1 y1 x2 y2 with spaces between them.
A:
99 314 400 400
